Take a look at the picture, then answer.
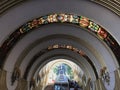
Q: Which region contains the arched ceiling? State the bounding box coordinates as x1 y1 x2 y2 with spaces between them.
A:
0 0 120 16
0 0 119 90
92 0 120 16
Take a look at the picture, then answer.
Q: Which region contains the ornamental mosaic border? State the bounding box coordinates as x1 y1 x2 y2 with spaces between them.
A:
0 13 120 68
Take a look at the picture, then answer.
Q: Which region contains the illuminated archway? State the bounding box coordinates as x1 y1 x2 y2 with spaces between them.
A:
36 59 84 90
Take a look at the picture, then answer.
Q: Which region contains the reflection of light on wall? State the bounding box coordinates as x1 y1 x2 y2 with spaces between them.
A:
47 70 57 84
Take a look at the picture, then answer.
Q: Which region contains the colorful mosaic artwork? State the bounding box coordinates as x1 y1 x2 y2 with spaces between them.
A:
0 13 119 68
48 44 86 56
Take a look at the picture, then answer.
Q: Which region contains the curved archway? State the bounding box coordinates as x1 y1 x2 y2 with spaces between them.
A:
36 59 84 90
23 44 98 79
0 13 119 69
0 0 120 90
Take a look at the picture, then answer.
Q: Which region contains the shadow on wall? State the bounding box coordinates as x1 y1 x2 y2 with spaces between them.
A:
44 84 54 90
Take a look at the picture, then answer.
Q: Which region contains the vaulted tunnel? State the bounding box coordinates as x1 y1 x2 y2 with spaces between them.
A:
0 0 120 90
